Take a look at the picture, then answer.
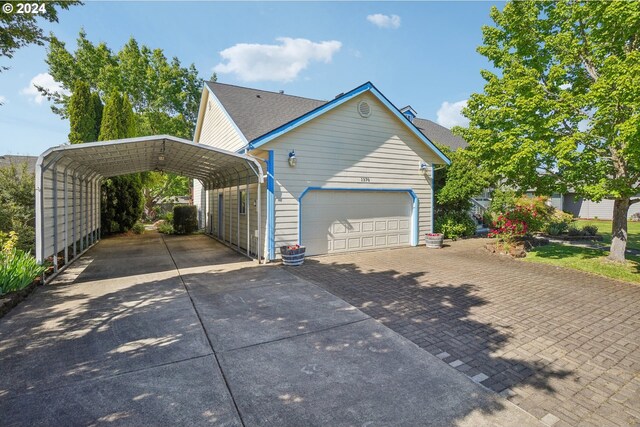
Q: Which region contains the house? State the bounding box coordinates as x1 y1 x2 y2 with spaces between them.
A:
552 193 640 220
0 155 38 173
192 81 451 260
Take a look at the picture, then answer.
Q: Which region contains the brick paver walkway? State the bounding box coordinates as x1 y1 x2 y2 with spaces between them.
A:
289 239 640 427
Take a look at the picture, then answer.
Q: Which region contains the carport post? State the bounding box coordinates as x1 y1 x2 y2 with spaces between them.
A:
236 181 240 249
79 176 84 252
246 175 250 257
257 181 262 263
89 176 93 245
228 186 232 246
52 163 58 273
63 167 69 265
72 172 77 258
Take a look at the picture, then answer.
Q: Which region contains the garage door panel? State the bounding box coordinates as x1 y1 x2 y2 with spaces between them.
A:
301 190 412 256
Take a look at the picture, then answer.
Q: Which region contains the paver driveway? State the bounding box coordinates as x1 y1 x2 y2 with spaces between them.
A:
0 232 539 426
290 238 640 427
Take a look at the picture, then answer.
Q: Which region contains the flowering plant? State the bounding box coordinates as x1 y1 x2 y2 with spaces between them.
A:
425 233 443 237
287 244 301 250
488 205 538 241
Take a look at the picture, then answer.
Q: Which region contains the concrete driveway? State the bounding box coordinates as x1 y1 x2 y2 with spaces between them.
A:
0 232 540 426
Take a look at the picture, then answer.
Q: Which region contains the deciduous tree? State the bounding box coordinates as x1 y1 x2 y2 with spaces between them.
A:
0 1 80 73
458 0 640 262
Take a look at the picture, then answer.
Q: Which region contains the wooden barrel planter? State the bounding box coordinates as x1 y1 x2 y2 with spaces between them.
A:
280 245 306 266
425 233 444 249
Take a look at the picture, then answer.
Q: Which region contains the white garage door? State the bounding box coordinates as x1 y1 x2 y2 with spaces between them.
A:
301 190 412 256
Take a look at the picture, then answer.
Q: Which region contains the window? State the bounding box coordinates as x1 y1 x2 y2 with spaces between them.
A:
239 190 247 215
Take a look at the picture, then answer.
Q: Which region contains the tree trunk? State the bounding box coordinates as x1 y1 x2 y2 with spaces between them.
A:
608 198 630 263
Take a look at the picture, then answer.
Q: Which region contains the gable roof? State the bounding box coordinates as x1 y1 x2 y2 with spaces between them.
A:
206 81 461 164
206 82 325 143
412 118 468 151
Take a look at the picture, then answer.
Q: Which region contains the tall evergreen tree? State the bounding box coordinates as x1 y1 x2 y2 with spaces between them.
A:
67 81 96 144
91 92 103 140
99 91 144 233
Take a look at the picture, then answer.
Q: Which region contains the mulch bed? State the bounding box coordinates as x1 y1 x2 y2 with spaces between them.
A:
0 278 41 319
485 236 549 258
541 234 604 241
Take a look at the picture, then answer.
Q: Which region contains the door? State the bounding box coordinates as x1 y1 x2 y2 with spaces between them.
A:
300 190 412 256
218 193 224 239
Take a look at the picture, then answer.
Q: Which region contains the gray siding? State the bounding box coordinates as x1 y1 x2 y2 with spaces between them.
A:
563 194 640 219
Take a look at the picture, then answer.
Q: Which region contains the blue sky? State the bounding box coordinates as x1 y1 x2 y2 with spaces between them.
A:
0 1 502 156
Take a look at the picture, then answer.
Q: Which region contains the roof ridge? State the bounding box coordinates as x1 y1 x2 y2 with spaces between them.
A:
206 81 327 103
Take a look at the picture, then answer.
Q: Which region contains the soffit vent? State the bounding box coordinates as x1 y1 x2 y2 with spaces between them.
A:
357 101 371 118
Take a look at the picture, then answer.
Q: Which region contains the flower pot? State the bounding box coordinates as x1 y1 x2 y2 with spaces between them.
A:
280 245 306 266
425 233 443 249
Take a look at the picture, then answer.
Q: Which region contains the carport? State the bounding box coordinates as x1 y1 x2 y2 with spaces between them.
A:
35 135 264 277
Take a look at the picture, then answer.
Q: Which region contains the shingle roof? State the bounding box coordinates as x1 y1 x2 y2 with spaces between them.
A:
412 118 468 151
206 81 468 151
206 82 326 143
0 155 38 174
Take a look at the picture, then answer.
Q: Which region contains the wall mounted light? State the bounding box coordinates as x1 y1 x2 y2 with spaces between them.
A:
419 161 429 172
288 150 297 167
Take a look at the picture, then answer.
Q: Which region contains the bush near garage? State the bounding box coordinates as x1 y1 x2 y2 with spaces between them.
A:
172 206 198 235
435 211 476 239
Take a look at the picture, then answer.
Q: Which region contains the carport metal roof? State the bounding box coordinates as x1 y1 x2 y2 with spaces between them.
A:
35 135 264 271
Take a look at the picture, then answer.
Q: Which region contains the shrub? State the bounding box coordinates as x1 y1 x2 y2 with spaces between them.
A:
487 189 518 218
435 211 476 239
514 196 554 232
173 205 198 234
0 232 46 295
157 222 174 234
0 162 36 253
545 222 568 236
582 225 598 236
131 222 145 234
567 226 583 236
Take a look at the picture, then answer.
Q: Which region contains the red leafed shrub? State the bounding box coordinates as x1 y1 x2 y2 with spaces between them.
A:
489 205 540 241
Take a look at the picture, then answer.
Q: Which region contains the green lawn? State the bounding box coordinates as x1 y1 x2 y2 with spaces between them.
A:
574 219 640 251
524 244 640 284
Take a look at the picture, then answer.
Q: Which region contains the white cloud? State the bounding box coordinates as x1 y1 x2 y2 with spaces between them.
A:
214 37 342 83
366 14 401 29
0 95 6 104
20 73 69 104
436 100 470 128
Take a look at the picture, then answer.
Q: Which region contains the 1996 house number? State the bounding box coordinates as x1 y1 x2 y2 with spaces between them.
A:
360 177 370 182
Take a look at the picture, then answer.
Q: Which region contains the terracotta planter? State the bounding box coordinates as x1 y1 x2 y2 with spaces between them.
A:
280 245 306 266
425 233 444 249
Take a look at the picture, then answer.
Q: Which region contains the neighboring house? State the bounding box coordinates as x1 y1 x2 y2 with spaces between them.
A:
554 193 640 220
193 81 451 260
0 155 38 174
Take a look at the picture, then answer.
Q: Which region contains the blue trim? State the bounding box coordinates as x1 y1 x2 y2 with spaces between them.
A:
431 164 436 234
298 187 420 247
247 81 450 166
249 82 373 149
266 150 275 260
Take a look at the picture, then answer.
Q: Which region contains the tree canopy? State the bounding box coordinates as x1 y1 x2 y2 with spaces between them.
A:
457 0 640 261
41 30 203 138
0 1 80 73
67 80 97 144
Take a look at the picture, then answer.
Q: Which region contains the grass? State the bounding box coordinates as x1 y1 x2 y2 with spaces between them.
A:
524 244 640 284
574 219 640 251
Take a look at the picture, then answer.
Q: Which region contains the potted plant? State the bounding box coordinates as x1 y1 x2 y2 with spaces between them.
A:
425 233 444 249
280 244 306 266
